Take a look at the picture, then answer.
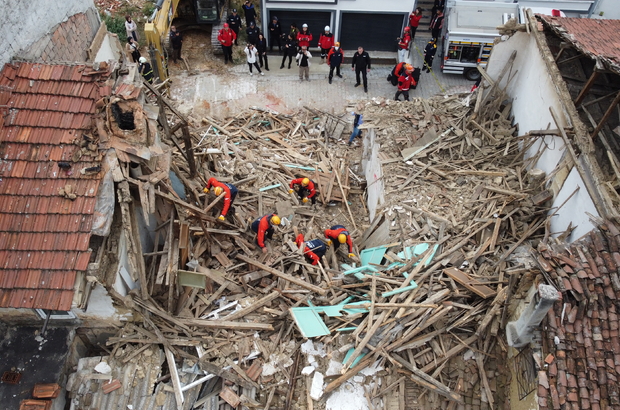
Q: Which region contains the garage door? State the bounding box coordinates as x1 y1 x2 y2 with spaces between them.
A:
268 10 332 48
340 13 405 52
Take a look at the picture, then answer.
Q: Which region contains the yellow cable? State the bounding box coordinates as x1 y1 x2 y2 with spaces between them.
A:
412 42 445 94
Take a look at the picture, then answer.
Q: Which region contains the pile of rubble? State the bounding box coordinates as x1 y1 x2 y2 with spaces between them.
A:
68 57 558 410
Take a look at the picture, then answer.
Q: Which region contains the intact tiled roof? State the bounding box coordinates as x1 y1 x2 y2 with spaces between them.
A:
540 16 620 74
536 221 620 410
0 62 110 311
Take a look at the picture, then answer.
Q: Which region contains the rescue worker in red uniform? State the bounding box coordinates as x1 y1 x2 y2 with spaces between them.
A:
218 23 237 64
289 177 317 204
395 64 417 101
318 26 334 62
295 234 328 265
297 24 313 51
251 214 281 253
203 177 238 221
324 225 355 258
397 26 412 63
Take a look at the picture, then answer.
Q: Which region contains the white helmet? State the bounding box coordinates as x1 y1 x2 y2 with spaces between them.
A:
302 23 308 28
139 57 147 64
324 26 330 31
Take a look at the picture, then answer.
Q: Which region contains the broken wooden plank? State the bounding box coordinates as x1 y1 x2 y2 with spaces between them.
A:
443 267 496 298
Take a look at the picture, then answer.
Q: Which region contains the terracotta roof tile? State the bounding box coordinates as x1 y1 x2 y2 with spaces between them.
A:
0 62 104 310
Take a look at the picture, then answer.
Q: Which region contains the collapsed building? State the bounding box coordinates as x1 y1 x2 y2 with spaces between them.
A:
1 1 620 410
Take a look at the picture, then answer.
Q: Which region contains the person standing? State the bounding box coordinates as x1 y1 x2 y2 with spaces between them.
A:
297 24 313 51
296 46 312 81
424 38 437 72
203 177 238 221
409 8 423 40
251 214 281 253
268 16 282 52
348 112 363 145
351 46 371 93
138 57 153 83
327 42 343 84
126 37 141 63
289 177 317 204
227 9 242 45
397 26 412 63
125 15 138 42
256 33 269 70
218 23 236 64
395 64 416 101
246 21 260 46
244 43 263 76
280 34 297 69
169 26 183 64
324 225 356 258
430 9 444 40
242 0 256 27
318 26 334 63
289 23 299 41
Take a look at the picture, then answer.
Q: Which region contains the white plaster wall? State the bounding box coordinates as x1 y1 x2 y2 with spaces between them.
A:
0 0 96 67
590 0 620 19
549 166 596 241
485 31 599 242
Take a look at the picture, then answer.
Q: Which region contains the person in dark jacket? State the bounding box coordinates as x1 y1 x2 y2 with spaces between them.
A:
280 34 297 69
327 43 343 84
227 9 242 45
429 9 444 40
268 16 282 52
295 234 328 266
169 25 183 64
138 57 153 84
242 0 256 27
256 33 269 70
246 21 260 45
289 23 299 41
351 46 371 93
424 39 437 72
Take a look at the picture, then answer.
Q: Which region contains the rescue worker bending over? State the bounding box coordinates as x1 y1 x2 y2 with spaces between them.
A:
295 234 327 266
324 225 355 258
203 177 238 221
251 214 281 253
289 177 317 204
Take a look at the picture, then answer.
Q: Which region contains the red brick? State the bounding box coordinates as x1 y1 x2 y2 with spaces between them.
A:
102 379 121 394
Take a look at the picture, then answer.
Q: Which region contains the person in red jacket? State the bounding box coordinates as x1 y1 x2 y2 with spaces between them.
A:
317 26 334 62
397 27 412 63
288 177 317 204
297 24 313 51
203 177 238 220
218 23 237 64
295 234 328 265
409 8 423 41
251 214 281 253
395 64 416 101
324 225 355 258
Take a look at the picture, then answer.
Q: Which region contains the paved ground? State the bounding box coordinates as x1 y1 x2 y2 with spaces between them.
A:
170 38 474 118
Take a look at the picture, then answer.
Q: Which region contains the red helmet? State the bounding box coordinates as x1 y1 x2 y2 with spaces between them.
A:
224 23 229 28
404 26 411 32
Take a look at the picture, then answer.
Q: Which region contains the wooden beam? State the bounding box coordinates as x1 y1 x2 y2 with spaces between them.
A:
574 70 600 107
182 125 197 177
223 290 280 321
391 354 463 403
591 89 620 140
180 318 273 330
236 254 327 295
165 347 184 409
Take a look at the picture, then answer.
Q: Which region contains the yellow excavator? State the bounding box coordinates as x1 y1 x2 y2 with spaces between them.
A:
144 0 224 82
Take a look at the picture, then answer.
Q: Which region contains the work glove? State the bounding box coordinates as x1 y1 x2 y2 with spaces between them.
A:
218 215 225 221
302 198 308 203
348 253 355 258
288 189 294 194
203 188 209 193
326 240 332 246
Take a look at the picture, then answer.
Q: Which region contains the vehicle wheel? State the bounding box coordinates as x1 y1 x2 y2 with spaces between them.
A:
464 68 481 82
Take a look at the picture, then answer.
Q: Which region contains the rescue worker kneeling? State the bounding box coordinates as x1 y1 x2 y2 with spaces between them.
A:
324 225 355 258
203 177 238 221
295 234 327 266
289 177 317 204
251 214 281 253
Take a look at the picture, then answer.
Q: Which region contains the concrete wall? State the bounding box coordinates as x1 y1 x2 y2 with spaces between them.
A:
485 31 597 242
590 0 620 19
0 0 99 66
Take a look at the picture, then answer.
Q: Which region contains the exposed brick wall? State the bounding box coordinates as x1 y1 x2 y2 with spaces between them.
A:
19 8 100 63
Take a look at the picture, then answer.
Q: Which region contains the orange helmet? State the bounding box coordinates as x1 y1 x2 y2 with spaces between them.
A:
301 178 310 186
405 64 413 72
